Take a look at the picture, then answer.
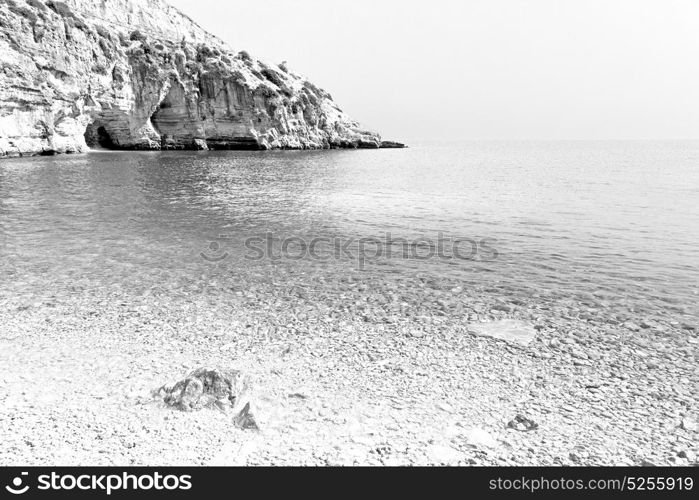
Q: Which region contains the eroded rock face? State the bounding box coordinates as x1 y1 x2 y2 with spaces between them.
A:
0 0 390 157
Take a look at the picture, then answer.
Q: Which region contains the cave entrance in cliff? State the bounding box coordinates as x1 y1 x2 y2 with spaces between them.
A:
84 122 116 149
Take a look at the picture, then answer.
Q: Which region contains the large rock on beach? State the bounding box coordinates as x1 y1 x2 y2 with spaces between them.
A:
156 368 250 412
469 319 537 346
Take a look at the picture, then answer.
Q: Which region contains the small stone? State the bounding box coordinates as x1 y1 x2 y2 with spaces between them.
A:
680 418 697 432
465 428 498 448
570 348 588 360
507 414 539 432
436 402 454 413
426 444 462 464
233 402 259 431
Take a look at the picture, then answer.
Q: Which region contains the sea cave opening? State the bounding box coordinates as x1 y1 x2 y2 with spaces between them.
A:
84 122 116 149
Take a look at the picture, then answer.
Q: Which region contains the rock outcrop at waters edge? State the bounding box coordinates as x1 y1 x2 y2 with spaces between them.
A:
0 0 403 157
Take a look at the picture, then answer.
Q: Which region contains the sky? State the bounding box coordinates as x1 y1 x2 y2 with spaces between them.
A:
168 0 699 141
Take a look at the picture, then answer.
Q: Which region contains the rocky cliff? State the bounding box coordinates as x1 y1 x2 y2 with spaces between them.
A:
0 0 400 157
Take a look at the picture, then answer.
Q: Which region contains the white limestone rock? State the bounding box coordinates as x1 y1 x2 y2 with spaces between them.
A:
0 0 390 157
469 319 538 346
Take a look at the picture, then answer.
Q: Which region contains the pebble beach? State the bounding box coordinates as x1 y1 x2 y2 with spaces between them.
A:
1 272 696 466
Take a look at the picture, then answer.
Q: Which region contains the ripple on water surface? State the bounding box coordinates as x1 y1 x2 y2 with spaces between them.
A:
1 142 698 326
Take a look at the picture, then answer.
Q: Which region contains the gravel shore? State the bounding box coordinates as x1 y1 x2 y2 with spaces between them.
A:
0 274 697 466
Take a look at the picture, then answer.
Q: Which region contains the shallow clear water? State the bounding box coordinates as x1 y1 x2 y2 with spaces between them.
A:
1 141 698 324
